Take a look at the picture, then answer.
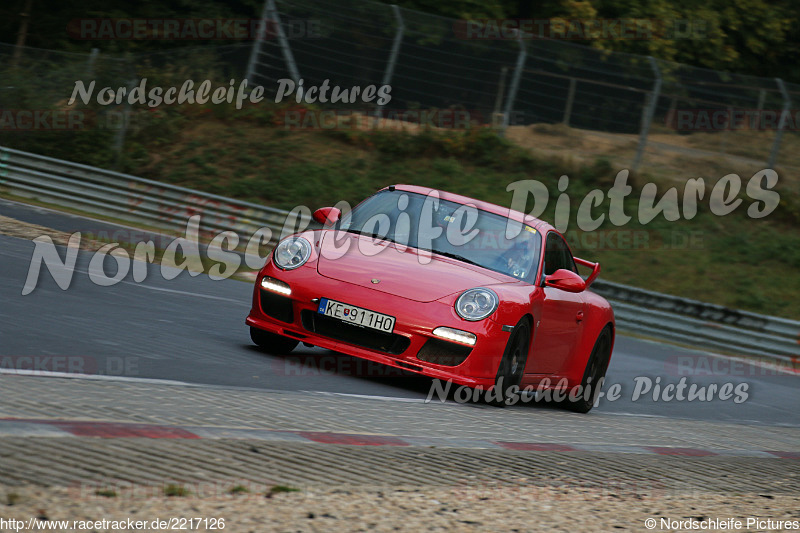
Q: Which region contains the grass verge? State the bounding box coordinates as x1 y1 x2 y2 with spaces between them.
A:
4 102 799 318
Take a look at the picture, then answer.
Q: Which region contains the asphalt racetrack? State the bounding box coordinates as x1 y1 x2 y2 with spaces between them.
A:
1 199 797 428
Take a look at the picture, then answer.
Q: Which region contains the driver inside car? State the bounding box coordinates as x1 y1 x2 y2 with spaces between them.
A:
496 229 537 280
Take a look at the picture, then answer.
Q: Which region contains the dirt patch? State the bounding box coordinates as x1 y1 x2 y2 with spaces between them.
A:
0 215 108 251
2 484 797 532
506 123 800 190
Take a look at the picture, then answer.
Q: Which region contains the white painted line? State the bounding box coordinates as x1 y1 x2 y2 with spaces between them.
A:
0 196 178 236
299 390 430 403
0 421 75 438
60 262 250 304
0 368 192 386
189 427 310 442
111 280 249 304
600 411 671 419
0 371 410 401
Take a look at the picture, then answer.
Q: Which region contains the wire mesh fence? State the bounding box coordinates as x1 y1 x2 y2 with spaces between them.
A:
0 0 798 184
253 0 800 184
0 42 137 167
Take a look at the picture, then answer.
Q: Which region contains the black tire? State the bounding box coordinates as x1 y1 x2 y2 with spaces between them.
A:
249 327 299 354
484 319 531 407
565 327 612 413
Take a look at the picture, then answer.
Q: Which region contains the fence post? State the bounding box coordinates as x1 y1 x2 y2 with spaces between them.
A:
112 77 136 170
86 48 99 77
562 77 576 126
492 67 508 128
245 0 272 83
11 0 33 68
632 56 662 172
720 106 733 154
374 5 404 122
501 31 527 134
768 78 791 168
267 0 301 86
639 92 651 132
665 96 677 129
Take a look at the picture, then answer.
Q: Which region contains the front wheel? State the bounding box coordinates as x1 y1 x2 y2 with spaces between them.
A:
250 327 299 354
484 319 531 407
565 328 612 413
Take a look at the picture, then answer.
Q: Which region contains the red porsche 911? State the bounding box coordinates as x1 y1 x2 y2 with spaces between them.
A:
245 185 614 412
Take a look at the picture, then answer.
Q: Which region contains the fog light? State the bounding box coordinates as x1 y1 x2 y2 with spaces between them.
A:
261 276 291 296
432 327 477 346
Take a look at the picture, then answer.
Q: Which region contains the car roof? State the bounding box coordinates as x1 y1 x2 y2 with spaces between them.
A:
385 184 555 234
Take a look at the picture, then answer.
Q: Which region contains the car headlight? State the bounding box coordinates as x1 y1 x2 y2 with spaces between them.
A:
273 236 312 270
455 288 499 321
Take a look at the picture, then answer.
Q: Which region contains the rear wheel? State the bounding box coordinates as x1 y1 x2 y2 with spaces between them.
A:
565 328 612 413
250 327 299 354
484 319 530 407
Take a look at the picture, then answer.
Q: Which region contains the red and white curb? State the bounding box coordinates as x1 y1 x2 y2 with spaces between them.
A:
0 418 797 460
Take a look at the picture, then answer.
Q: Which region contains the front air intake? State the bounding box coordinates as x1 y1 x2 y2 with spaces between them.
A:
416 338 472 366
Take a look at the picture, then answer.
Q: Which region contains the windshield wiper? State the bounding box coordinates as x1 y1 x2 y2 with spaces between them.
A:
345 232 483 267
345 229 399 245
431 250 483 268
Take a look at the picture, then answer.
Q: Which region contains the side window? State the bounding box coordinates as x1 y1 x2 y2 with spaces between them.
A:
544 233 577 276
561 235 578 274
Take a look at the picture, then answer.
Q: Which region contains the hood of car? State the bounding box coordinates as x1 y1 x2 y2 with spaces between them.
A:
316 231 515 303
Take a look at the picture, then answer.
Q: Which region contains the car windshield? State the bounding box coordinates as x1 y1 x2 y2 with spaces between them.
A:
338 190 542 282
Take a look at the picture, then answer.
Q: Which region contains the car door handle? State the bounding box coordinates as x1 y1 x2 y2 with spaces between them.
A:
575 311 584 323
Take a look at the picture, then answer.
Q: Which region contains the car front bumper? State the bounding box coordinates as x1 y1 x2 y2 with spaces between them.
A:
245 263 512 389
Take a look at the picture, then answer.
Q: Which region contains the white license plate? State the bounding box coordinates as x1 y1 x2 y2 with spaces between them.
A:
318 298 396 333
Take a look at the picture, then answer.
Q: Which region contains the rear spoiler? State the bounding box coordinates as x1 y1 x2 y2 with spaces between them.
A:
574 257 600 288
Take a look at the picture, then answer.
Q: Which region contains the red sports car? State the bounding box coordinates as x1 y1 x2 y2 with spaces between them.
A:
246 185 614 412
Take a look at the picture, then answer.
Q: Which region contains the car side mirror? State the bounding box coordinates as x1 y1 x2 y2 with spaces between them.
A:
544 269 586 293
312 207 341 226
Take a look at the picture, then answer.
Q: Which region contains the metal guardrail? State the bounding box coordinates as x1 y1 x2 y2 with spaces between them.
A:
1 145 798 363
0 145 309 243
593 281 800 362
